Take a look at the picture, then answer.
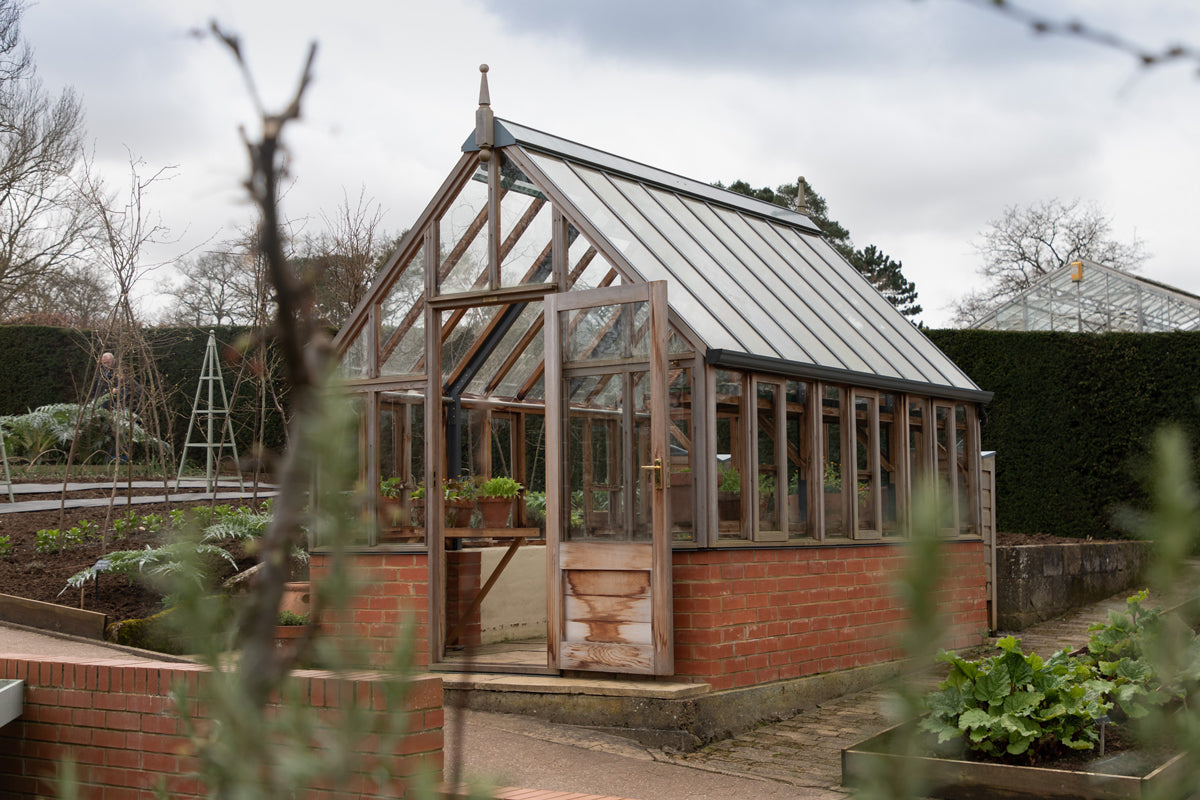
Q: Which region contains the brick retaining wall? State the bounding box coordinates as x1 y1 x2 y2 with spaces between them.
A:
0 655 443 799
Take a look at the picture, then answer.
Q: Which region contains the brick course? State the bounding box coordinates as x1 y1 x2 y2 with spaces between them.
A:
672 542 988 691
0 656 443 800
310 552 430 668
322 541 987 691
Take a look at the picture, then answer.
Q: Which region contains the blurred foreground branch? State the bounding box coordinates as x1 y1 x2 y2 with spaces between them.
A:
956 0 1200 75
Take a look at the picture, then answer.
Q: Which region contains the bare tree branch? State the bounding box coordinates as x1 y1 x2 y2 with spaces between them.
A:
956 0 1200 76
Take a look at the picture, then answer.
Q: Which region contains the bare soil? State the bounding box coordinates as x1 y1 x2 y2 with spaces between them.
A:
0 481 270 623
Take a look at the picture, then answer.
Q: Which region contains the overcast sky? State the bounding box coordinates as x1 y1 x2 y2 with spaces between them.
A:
22 0 1200 327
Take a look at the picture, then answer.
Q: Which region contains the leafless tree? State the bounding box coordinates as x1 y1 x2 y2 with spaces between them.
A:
161 247 259 326
301 186 395 328
1 259 111 325
0 0 96 319
953 198 1148 326
71 152 180 505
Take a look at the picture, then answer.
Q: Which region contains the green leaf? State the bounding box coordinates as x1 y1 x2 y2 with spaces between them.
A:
1036 702 1067 721
975 663 1012 704
995 636 1021 653
998 714 1040 740
958 708 994 732
1006 736 1032 756
1002 690 1044 716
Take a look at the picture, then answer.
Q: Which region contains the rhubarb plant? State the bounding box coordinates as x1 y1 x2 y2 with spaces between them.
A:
1081 590 1200 718
921 636 1114 759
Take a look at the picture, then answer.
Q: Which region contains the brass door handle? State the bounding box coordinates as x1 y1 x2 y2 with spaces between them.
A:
641 458 664 490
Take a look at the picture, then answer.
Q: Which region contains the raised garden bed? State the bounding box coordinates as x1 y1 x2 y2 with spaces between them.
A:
842 719 1186 800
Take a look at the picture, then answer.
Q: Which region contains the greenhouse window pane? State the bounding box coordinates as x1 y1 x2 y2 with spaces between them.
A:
466 301 544 398
442 305 499 378
380 251 426 376
562 301 649 363
338 328 369 379
499 152 554 288
438 164 489 294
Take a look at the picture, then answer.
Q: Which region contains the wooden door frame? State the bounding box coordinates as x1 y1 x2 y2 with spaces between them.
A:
545 280 673 675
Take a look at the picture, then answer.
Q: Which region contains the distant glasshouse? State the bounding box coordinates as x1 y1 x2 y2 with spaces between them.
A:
322 70 993 688
970 259 1200 333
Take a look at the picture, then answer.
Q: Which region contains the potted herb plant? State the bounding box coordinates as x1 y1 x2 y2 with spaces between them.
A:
717 463 741 522
273 610 311 650
410 484 425 526
669 465 693 527
477 476 523 528
378 476 404 526
444 477 476 527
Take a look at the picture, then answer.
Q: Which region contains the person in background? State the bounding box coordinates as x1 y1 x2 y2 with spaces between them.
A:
91 352 116 402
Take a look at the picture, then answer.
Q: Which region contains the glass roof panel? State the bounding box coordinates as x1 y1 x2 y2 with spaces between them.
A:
565 160 770 354
778 229 946 381
668 193 846 369
719 209 881 374
626 180 806 360
775 226 972 388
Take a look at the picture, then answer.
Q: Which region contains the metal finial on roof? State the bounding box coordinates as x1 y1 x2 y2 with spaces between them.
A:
475 63 495 162
795 176 809 215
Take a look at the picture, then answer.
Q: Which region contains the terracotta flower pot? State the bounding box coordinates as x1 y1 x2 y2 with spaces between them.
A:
378 495 403 526
447 499 474 527
280 582 311 617
477 496 514 528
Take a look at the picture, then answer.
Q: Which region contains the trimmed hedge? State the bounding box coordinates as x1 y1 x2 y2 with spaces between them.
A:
927 330 1200 539
0 325 287 465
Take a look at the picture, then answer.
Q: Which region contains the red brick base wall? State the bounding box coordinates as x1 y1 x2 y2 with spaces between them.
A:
446 551 482 648
672 542 988 691
311 552 430 669
0 655 443 799
317 542 986 690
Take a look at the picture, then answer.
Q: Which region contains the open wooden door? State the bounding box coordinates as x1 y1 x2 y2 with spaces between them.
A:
545 281 672 675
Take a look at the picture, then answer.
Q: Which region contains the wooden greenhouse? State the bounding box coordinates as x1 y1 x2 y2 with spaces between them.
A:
324 70 993 689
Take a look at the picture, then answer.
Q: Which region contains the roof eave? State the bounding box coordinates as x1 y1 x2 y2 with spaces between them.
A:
706 349 993 404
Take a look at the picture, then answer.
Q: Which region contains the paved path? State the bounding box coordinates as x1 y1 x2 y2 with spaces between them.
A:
452 584 1186 799
650 588 1164 795
0 480 276 514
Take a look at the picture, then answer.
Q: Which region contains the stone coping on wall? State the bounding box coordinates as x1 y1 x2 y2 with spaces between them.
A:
996 539 1150 631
